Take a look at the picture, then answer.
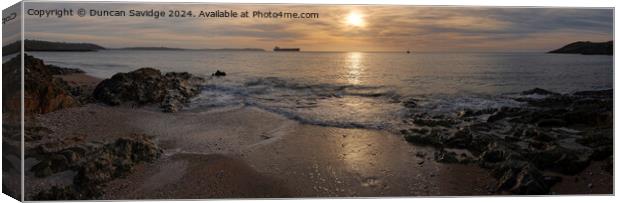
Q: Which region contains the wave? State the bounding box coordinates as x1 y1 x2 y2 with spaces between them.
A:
187 76 526 132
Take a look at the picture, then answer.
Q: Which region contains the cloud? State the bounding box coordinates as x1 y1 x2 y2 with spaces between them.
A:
22 3 613 52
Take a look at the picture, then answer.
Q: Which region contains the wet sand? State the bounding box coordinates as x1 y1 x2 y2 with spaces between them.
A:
56 73 101 88
30 104 496 199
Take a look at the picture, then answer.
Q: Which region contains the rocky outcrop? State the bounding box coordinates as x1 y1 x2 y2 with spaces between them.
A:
30 134 162 200
401 88 613 195
211 70 226 77
548 41 613 55
93 68 204 112
2 54 93 115
25 55 81 114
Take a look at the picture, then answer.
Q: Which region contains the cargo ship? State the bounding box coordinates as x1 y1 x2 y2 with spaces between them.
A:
273 46 300 52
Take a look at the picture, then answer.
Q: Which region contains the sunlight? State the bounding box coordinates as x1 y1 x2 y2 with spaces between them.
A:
345 12 365 27
346 52 364 85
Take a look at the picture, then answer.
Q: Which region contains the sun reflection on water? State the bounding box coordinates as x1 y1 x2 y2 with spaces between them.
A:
346 52 365 85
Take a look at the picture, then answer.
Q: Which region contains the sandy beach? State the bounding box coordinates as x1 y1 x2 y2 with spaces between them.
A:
17 69 611 199
27 101 495 199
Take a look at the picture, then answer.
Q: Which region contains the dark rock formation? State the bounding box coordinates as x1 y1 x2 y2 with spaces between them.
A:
93 68 204 112
212 70 226 77
521 88 560 96
30 134 162 200
548 41 613 55
402 88 613 195
2 54 80 114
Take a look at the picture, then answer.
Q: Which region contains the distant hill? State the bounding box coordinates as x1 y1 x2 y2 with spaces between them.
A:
548 41 613 55
118 47 265 52
118 47 186 51
2 40 105 55
199 48 265 52
2 39 265 55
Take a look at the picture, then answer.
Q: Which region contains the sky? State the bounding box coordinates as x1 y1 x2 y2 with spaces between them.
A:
17 2 614 52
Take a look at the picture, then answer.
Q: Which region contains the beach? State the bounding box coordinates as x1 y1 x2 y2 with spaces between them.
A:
27 99 496 198
3 52 611 200
23 72 611 199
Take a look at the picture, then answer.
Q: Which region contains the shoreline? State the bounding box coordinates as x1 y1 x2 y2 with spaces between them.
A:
28 104 498 199
26 102 612 199
9 54 612 199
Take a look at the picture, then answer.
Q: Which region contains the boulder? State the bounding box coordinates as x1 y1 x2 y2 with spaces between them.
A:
31 134 162 200
93 68 204 112
2 54 79 114
212 70 226 77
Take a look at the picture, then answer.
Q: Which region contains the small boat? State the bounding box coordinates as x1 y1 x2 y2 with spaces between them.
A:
274 46 300 52
406 50 411 54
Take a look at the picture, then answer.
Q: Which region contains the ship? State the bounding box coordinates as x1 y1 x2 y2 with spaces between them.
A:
273 46 300 52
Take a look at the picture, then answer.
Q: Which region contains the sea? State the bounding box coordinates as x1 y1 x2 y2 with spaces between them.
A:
24 50 613 132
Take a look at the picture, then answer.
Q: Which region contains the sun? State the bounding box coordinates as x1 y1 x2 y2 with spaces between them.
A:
345 12 365 27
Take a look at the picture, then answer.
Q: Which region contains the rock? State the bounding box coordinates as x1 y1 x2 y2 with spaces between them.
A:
434 150 459 163
212 70 226 77
494 161 550 195
528 145 591 175
2 54 79 114
411 118 456 128
522 88 560 96
93 68 165 105
445 129 472 148
536 119 566 127
31 161 54 177
400 86 612 194
576 131 613 160
480 143 524 164
404 130 441 147
487 107 521 123
29 134 162 199
75 134 162 186
458 108 496 118
93 68 204 112
561 109 612 127
33 186 80 200
573 89 613 98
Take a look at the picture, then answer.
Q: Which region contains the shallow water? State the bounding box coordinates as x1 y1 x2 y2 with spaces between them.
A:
26 50 613 131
